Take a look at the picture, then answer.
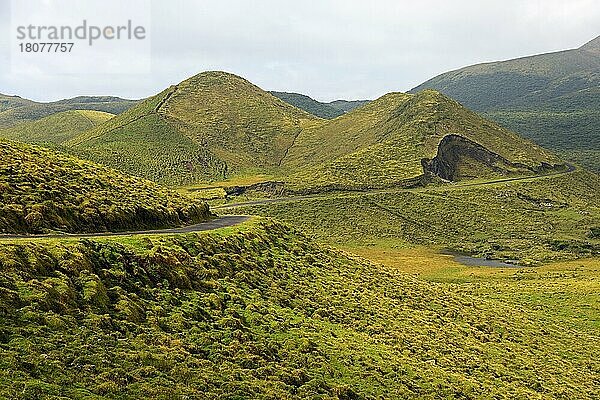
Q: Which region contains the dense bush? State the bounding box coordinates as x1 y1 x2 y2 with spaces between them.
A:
589 227 600 239
0 139 211 234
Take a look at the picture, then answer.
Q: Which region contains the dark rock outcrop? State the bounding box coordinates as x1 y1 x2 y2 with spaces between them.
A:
225 181 286 197
422 134 536 181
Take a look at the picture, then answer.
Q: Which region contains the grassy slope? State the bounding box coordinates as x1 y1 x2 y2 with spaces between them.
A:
68 72 317 186
224 169 600 265
0 96 136 129
411 36 600 171
0 110 114 145
0 139 210 234
20 72 559 192
0 94 36 113
0 218 598 398
282 90 562 191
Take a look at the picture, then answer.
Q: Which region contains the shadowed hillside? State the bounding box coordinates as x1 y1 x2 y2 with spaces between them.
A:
271 91 369 119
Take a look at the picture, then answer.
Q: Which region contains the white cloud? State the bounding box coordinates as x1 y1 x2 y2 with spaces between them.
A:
0 0 598 102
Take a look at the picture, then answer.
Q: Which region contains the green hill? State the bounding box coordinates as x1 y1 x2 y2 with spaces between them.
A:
411 35 600 171
63 72 564 192
66 72 317 185
0 218 598 398
0 93 36 113
282 90 563 191
270 91 369 119
0 96 137 128
270 91 341 119
0 139 210 234
0 110 114 145
328 99 370 113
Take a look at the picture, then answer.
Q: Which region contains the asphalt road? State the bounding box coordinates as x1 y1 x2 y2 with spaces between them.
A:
0 215 250 240
214 164 577 210
0 164 576 240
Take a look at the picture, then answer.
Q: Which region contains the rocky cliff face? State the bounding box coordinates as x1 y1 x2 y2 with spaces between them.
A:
422 134 559 181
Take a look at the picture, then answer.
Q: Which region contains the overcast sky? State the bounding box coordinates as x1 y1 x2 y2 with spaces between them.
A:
1 0 599 102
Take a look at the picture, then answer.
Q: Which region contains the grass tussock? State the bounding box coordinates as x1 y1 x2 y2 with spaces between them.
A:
0 219 598 398
0 139 210 234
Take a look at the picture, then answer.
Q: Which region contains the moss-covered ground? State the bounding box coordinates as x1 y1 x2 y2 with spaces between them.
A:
0 218 598 399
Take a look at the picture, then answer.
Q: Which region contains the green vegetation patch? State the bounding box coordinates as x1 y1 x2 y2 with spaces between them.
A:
0 139 210 234
225 170 600 264
0 219 598 398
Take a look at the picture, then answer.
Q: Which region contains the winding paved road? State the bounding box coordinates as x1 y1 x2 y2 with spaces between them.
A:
214 164 577 210
0 215 250 240
0 164 576 240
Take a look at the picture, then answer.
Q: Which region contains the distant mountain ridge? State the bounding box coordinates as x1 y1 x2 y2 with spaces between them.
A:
1 71 565 191
328 99 370 113
0 95 138 128
411 35 600 171
270 91 369 119
0 94 36 113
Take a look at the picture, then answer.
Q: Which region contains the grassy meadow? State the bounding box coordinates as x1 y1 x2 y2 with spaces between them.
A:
220 169 600 264
0 67 599 398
